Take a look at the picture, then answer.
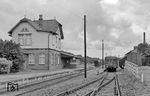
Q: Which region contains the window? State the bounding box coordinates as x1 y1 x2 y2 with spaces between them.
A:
51 53 53 65
52 35 54 46
39 53 45 64
72 58 76 63
50 35 53 47
25 34 32 45
58 55 60 65
18 34 24 45
59 39 61 49
28 54 34 64
53 53 55 65
21 28 29 32
18 34 32 46
56 37 57 48
55 54 57 65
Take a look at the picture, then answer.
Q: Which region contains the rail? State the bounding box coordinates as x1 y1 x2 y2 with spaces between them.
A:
1 68 95 95
115 74 122 96
116 75 122 96
55 72 105 96
89 72 108 96
0 68 91 95
91 77 115 96
15 72 84 96
83 72 114 96
0 71 70 90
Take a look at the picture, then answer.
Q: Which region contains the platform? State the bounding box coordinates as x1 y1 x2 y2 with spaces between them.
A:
0 69 73 83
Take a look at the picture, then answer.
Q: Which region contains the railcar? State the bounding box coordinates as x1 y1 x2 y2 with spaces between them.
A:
119 56 127 69
105 56 118 72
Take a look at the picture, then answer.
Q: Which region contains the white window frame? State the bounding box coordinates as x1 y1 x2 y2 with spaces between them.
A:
21 28 29 32
52 35 54 46
25 34 32 46
58 55 60 65
55 54 57 65
59 38 61 49
53 53 55 65
18 34 24 46
56 36 58 48
18 34 32 46
39 53 45 64
50 35 53 47
28 54 35 64
51 53 53 65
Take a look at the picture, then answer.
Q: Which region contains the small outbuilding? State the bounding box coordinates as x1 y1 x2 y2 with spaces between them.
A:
60 51 74 68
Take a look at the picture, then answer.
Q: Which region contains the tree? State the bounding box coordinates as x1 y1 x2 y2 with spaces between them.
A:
137 43 148 53
0 39 24 72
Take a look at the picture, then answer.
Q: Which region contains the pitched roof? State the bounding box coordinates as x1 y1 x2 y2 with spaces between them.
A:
8 17 64 39
60 51 74 58
74 55 83 59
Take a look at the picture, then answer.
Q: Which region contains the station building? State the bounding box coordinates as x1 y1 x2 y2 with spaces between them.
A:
8 15 66 71
125 47 143 66
125 32 149 66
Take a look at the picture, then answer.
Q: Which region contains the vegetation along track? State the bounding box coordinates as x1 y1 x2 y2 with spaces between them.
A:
0 69 86 95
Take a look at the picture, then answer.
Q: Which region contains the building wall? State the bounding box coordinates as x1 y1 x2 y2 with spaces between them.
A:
126 52 143 66
71 58 82 64
11 22 63 70
11 22 61 50
24 49 62 70
69 58 82 68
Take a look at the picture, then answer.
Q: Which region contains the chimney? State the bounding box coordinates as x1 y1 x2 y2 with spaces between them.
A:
143 32 146 44
39 14 43 28
39 14 43 20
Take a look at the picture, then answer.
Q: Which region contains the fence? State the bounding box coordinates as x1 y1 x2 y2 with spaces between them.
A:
125 60 143 82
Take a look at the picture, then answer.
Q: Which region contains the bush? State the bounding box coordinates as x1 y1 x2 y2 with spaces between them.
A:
137 43 148 53
0 39 24 72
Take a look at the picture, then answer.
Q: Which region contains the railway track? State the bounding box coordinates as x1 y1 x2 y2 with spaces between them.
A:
88 73 122 96
0 69 86 96
84 72 115 96
55 72 106 96
55 72 122 96
2 68 123 96
115 74 122 96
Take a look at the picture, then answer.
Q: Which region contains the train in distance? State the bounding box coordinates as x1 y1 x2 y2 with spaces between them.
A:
105 56 119 72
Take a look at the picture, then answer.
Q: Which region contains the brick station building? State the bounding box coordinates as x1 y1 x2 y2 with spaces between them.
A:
8 15 64 71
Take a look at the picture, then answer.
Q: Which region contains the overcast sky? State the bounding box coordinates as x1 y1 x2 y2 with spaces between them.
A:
0 0 149 58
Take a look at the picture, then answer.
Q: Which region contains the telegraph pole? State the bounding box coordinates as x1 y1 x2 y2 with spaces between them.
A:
102 40 104 68
84 15 87 78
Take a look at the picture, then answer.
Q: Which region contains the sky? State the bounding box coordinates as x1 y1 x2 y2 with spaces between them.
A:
0 0 149 58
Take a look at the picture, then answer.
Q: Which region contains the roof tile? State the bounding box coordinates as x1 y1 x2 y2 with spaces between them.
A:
8 17 64 39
